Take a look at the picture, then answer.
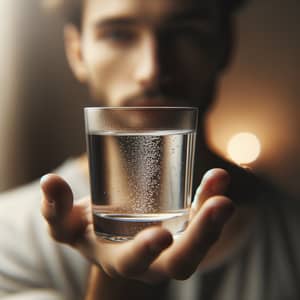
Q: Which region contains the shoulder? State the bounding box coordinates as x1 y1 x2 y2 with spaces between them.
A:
208 154 263 205
0 158 89 208
0 179 40 225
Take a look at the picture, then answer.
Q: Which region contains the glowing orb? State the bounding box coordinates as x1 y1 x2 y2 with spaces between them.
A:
227 132 261 164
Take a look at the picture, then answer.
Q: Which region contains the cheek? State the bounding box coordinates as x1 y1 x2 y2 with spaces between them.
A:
84 45 136 102
87 49 124 83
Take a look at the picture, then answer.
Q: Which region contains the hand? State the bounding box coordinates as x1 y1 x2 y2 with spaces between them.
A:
40 168 234 284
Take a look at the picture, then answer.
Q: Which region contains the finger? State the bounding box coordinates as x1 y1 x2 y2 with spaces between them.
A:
100 227 173 280
40 174 88 244
191 169 230 216
40 174 73 223
160 196 234 280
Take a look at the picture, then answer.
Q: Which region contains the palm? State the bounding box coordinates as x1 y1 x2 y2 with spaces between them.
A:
41 169 234 284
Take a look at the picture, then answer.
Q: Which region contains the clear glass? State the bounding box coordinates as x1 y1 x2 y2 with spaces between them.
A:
84 107 198 242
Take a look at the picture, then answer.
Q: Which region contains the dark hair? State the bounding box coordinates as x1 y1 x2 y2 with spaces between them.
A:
64 0 82 28
64 0 247 29
222 0 248 13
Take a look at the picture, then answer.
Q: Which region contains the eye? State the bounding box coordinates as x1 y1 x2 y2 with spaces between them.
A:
101 28 137 45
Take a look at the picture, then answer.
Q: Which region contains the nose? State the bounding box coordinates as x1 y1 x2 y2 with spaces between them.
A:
134 34 160 88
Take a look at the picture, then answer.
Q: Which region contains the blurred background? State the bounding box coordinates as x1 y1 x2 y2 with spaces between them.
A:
0 0 299 201
208 0 300 200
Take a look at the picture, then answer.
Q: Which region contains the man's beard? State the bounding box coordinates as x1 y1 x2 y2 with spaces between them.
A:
125 79 216 109
88 78 218 117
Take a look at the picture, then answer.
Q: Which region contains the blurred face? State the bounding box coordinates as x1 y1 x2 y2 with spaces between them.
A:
67 0 229 111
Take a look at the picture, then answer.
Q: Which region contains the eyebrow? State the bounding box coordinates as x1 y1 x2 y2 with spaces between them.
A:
165 9 214 23
92 9 214 29
93 18 140 29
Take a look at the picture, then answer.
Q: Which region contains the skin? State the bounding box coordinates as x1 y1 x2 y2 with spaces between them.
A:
65 0 227 110
40 0 257 298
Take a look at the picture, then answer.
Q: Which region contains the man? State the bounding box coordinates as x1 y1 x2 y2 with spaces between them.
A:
0 0 299 299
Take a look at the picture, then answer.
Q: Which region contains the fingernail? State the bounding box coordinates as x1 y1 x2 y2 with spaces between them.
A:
194 184 203 198
40 175 55 205
40 174 51 186
211 205 235 227
191 186 202 210
203 169 216 180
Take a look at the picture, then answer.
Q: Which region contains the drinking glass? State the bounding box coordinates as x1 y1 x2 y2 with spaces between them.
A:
84 106 198 242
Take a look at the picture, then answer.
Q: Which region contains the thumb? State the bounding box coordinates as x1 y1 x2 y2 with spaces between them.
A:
40 173 73 223
40 174 88 245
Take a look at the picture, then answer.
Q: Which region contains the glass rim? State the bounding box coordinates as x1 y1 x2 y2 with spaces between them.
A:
84 106 198 111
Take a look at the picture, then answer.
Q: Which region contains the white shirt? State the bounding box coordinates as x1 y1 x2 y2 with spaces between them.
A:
0 159 299 299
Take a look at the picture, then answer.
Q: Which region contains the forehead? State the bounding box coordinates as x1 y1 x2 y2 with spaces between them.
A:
82 0 219 27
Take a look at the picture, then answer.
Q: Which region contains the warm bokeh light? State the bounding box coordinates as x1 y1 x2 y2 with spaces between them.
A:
227 132 261 164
